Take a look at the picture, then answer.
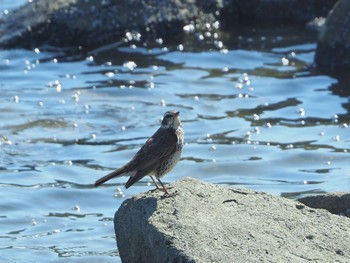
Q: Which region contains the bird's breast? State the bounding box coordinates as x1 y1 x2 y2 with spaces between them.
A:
176 127 184 149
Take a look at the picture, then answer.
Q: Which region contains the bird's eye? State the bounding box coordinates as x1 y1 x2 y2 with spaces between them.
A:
165 113 172 118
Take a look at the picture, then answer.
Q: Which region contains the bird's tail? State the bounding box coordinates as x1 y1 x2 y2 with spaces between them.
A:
95 168 126 187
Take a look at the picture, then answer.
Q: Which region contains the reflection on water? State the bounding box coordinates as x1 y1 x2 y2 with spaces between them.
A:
1 9 350 263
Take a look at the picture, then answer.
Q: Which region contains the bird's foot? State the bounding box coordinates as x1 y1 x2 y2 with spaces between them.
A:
161 191 176 198
150 186 176 197
150 186 173 192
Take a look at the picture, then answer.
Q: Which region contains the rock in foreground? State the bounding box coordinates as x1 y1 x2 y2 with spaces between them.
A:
115 177 350 263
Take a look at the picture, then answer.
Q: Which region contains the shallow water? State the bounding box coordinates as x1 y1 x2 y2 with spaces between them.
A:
1 2 350 262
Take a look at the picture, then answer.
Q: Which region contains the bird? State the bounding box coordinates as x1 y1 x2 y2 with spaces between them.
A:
95 110 184 195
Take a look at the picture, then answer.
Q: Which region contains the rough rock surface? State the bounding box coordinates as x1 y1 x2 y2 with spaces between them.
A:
315 0 350 71
115 177 350 263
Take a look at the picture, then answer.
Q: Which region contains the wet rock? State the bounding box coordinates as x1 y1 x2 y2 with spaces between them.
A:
298 192 350 215
314 0 350 71
0 0 220 49
115 177 350 263
220 0 335 28
0 0 336 50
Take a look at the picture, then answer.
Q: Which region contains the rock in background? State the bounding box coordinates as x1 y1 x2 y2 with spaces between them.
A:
115 177 350 263
0 0 221 49
298 192 350 215
314 0 350 71
0 0 336 49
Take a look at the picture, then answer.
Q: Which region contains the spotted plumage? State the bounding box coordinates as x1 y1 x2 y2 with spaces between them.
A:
95 110 184 195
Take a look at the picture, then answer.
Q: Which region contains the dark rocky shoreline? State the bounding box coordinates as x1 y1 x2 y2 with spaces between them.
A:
3 0 350 72
0 0 336 49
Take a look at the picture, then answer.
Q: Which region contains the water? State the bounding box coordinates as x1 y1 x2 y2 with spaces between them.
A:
1 2 350 262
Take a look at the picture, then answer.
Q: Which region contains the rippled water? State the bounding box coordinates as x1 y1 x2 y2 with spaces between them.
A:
1 2 350 262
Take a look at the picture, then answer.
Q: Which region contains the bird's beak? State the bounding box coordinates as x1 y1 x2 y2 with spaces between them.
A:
175 111 180 116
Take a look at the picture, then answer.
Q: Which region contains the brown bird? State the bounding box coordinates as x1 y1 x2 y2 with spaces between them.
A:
95 110 184 195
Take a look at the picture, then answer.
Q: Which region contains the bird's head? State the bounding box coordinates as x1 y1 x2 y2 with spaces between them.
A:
161 110 181 130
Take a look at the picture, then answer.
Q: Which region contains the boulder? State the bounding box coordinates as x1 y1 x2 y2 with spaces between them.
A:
0 0 336 49
298 192 350 215
115 177 350 263
220 0 335 27
0 0 220 49
315 0 350 71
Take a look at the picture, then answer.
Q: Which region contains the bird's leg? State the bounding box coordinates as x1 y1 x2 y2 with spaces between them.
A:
150 176 161 189
157 178 170 195
150 176 171 196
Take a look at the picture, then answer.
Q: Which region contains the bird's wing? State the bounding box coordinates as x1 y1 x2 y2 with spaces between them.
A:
94 128 177 187
123 128 178 188
131 128 178 174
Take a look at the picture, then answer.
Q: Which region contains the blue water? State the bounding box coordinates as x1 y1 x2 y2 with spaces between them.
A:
1 1 350 262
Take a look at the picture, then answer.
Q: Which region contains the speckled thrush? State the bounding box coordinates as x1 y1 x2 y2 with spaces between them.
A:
95 110 184 195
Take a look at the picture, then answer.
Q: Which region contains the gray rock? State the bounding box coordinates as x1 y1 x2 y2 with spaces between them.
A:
115 177 350 263
315 0 350 71
298 192 350 214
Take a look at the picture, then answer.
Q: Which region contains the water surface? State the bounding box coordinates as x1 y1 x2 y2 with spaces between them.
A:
1 2 350 262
